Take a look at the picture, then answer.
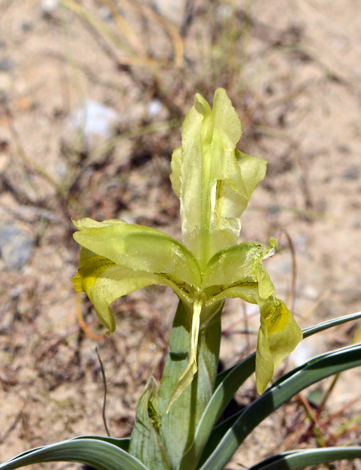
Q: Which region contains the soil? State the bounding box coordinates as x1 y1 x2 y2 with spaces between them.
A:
0 1 361 469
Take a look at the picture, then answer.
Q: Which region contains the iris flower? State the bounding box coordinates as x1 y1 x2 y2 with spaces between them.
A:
73 88 302 411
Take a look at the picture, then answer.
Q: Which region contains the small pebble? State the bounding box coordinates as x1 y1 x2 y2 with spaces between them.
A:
267 205 281 215
0 58 14 72
0 225 34 270
70 100 120 140
21 22 32 32
98 6 112 21
147 99 163 117
41 0 59 14
343 165 359 180
217 3 234 19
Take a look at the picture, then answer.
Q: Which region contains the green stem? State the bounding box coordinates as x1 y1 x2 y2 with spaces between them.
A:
158 300 223 470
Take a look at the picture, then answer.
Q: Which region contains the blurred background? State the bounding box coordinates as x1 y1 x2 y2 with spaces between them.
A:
0 0 361 468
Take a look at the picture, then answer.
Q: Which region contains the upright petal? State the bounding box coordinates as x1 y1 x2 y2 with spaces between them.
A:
73 218 201 288
171 88 267 267
170 146 182 198
236 150 267 203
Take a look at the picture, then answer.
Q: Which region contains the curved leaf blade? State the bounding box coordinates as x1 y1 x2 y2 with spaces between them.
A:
179 354 255 470
247 447 361 470
72 434 130 451
0 438 148 470
302 310 361 338
180 311 361 470
215 310 361 386
200 343 361 470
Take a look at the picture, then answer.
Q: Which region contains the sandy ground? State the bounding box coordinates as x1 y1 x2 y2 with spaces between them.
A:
0 0 361 469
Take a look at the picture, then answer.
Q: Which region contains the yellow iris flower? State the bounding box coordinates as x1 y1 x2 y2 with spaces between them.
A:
73 88 302 411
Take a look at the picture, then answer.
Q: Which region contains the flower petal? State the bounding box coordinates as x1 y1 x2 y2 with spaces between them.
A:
203 240 275 301
172 88 267 267
73 248 195 334
236 150 268 202
206 285 302 393
256 297 303 393
73 218 201 288
170 146 182 198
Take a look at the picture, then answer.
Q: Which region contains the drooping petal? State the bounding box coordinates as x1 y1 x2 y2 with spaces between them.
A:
211 285 302 392
73 248 117 333
73 247 195 334
170 88 267 267
256 297 303 393
166 298 202 413
73 218 201 288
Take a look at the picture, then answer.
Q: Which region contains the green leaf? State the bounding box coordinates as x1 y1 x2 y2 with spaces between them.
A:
302 310 361 338
72 434 130 451
129 378 171 470
179 354 255 470
247 447 361 470
199 343 361 470
0 438 148 470
180 310 361 470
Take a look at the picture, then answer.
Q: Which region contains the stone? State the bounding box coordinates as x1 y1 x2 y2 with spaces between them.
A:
71 100 120 138
0 225 34 270
0 58 14 72
147 99 163 117
41 0 59 14
64 100 121 152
